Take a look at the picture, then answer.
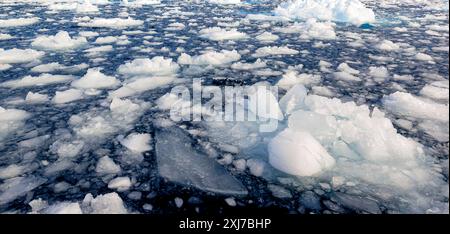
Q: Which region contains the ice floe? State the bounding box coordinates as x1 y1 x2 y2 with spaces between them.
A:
0 48 44 64
31 31 88 51
0 74 75 88
119 133 152 153
52 89 84 104
253 46 299 57
199 27 248 41
274 0 376 26
72 68 120 89
178 50 241 66
78 17 144 28
155 127 248 195
268 129 336 176
0 17 39 27
117 57 179 76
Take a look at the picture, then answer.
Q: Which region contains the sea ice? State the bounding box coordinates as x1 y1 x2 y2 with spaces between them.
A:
0 48 44 64
31 31 88 51
82 192 128 214
52 89 84 104
109 76 176 98
95 156 121 174
268 129 336 176
78 17 144 28
117 57 179 76
253 46 299 57
199 27 248 41
0 176 47 205
108 177 132 191
178 50 241 66
72 68 120 89
155 127 248 195
0 17 39 27
119 133 152 153
0 74 75 88
274 0 376 26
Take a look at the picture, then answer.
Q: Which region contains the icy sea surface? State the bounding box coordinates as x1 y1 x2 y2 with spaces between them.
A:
0 0 449 214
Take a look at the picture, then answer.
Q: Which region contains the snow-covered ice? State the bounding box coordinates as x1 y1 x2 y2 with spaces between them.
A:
31 31 88 51
274 0 376 26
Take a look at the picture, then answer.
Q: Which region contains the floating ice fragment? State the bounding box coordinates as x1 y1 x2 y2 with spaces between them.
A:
119 133 152 153
0 17 39 28
117 57 179 76
155 127 248 195
274 0 376 26
0 48 44 64
268 129 335 176
72 68 120 89
253 46 299 57
78 17 144 28
32 31 87 51
52 89 84 104
178 50 241 66
0 176 47 205
199 27 248 41
108 177 132 191
0 74 75 88
83 192 128 214
95 156 121 175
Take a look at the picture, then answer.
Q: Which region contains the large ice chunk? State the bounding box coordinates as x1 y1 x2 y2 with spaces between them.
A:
383 91 448 122
268 129 336 176
0 48 44 64
119 133 152 153
0 74 75 88
31 31 87 51
0 17 39 28
117 57 179 76
178 50 241 66
0 176 47 205
72 68 120 89
82 192 128 214
78 17 144 28
274 0 376 26
155 127 248 195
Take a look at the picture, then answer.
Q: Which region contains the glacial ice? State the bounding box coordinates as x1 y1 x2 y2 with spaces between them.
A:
119 133 152 153
207 0 241 5
199 27 248 41
31 31 88 51
52 89 84 104
274 0 376 26
155 127 248 196
268 129 336 176
78 17 144 28
0 74 75 88
108 177 132 191
117 57 179 76
72 68 120 89
0 17 39 27
95 156 121 175
0 48 45 64
383 91 449 122
253 46 299 57
82 192 128 214
109 76 176 98
178 50 241 66
0 176 47 205
0 0 448 214
0 107 30 141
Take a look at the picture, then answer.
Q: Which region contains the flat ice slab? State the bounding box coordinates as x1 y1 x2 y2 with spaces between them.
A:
155 127 248 196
